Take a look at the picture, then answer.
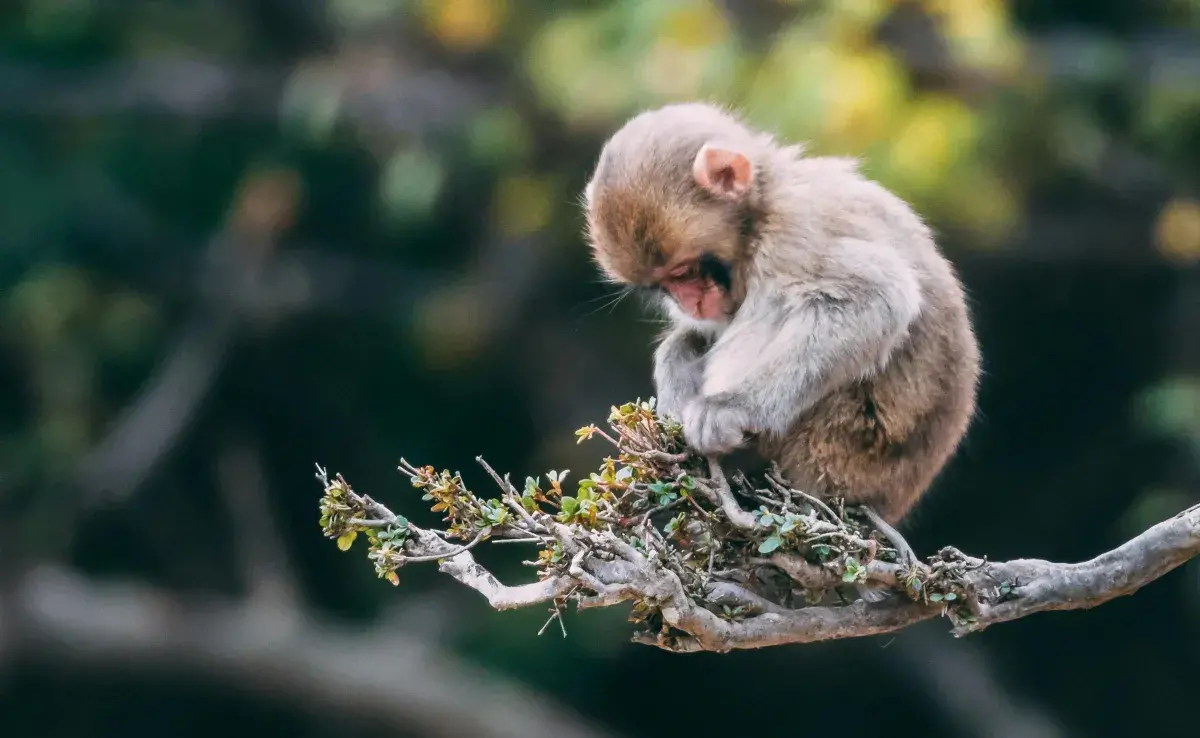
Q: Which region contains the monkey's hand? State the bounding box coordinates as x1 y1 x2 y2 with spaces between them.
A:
681 398 751 455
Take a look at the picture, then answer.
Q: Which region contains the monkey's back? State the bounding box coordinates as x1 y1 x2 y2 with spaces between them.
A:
758 168 981 523
764 283 978 522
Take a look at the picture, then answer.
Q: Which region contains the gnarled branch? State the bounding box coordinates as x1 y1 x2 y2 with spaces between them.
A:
315 401 1200 653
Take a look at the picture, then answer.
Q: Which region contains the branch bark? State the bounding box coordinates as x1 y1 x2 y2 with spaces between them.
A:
350 484 1200 652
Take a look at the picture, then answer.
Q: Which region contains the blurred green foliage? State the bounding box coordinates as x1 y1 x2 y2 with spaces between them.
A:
1 1 1199 736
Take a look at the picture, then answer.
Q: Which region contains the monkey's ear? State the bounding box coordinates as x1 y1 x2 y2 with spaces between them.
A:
692 143 754 200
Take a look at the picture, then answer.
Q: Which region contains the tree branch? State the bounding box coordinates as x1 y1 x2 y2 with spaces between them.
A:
315 402 1200 653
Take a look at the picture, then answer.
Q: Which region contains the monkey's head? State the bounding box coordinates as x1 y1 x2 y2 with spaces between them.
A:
582 103 767 325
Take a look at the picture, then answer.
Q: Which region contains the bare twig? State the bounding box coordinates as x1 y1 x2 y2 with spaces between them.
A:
857 504 918 567
764 467 839 523
699 456 760 530
400 529 489 563
636 450 691 466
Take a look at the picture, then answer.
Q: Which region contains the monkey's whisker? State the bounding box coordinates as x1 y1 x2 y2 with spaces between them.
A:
570 286 634 319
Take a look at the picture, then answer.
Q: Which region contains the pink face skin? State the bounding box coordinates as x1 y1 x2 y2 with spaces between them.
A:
658 263 726 322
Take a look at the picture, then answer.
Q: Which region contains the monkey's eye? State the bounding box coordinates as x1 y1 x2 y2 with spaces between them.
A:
698 253 733 292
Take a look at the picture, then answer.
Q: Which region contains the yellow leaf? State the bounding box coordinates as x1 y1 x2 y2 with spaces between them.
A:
826 0 892 46
492 175 554 237
935 166 1019 240
420 0 507 52
883 93 980 194
1155 198 1200 263
526 14 634 125
822 47 908 150
926 0 1024 74
336 531 357 551
412 285 489 368
660 3 729 48
742 29 832 143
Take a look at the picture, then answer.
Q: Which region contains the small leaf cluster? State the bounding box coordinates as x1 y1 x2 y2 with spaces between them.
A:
405 465 498 540
909 547 988 628
754 507 815 554
365 524 412 585
316 465 411 585
608 398 685 453
317 468 361 545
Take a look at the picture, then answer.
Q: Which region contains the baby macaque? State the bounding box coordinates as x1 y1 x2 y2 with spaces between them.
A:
582 103 980 525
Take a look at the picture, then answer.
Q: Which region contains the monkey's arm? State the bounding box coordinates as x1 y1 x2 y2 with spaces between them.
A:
684 239 922 453
652 327 710 421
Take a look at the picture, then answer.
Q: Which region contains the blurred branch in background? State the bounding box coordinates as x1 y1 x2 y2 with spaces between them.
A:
0 566 609 738
0 57 487 135
217 437 299 607
889 625 1069 738
72 168 299 506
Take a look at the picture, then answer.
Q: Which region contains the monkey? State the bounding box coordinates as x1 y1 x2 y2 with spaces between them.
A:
581 102 981 529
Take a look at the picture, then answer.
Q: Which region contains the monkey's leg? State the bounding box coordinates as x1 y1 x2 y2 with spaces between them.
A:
857 505 917 569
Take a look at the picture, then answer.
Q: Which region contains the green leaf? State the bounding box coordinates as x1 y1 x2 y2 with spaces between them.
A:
944 592 957 601
842 570 858 583
560 496 579 516
758 535 784 554
336 531 357 551
929 593 944 602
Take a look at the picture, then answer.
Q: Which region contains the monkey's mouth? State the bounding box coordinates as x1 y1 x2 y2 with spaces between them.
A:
664 277 726 321
657 254 731 321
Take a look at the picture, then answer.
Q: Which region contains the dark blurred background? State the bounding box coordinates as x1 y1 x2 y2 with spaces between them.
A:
1 1 1198 736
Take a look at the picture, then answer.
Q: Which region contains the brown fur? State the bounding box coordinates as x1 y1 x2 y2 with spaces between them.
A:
756 269 979 522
